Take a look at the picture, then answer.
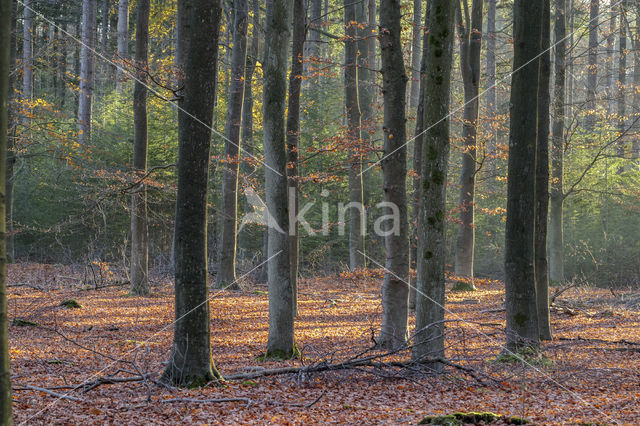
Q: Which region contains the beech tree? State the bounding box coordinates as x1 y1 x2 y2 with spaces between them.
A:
453 0 483 291
343 0 366 270
0 0 13 421
78 0 97 145
163 0 223 387
263 0 297 359
504 0 543 351
130 0 150 295
585 0 598 131
286 0 307 316
378 0 409 350
412 0 456 366
536 0 552 341
216 0 249 290
408 0 422 113
23 0 34 108
550 0 567 285
485 0 497 174
116 0 129 92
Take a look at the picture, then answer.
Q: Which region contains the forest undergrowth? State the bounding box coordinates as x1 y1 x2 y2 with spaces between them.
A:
7 263 640 424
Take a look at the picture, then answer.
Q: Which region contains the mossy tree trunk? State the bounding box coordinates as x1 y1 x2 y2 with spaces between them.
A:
216 0 249 290
504 0 543 351
130 0 150 296
0 0 13 420
263 0 297 359
378 0 409 350
163 0 223 387
412 0 455 368
535 0 553 341
453 0 483 291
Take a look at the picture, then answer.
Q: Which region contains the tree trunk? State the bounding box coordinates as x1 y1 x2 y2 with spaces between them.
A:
116 0 129 92
0 0 13 421
504 0 542 351
358 0 374 212
634 5 640 159
536 0 552 341
585 0 598 131
344 0 366 270
78 0 97 145
378 0 409 350
409 0 422 113
409 0 431 310
130 0 150 296
412 0 455 368
618 0 627 158
606 10 616 117
305 0 322 91
163 0 223 387
286 0 306 316
6 4 16 263
263 0 296 359
216 0 249 290
549 0 566 284
23 0 33 106
485 0 497 175
453 0 483 291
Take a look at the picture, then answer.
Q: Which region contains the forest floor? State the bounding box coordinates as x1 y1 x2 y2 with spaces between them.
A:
6 263 640 424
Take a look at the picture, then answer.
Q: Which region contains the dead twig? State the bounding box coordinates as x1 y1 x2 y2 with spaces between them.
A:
13 385 83 402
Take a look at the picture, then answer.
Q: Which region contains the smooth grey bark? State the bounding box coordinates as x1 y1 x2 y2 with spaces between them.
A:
550 0 566 284
606 11 616 117
409 0 431 310
617 0 627 158
504 0 542 351
305 0 322 87
6 5 16 263
130 0 150 296
412 0 455 367
23 0 33 105
0 0 13 421
116 0 129 92
163 0 222 387
453 0 483 291
485 0 497 175
78 0 97 145
408 0 422 112
216 0 249 290
263 0 296 359
378 0 409 350
344 0 365 270
286 0 306 316
634 5 640 159
358 0 374 211
585 0 598 131
536 0 552 341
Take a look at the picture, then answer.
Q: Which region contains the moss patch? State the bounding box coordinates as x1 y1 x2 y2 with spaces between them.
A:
259 343 301 361
451 281 477 292
60 299 82 309
419 412 529 425
12 318 39 327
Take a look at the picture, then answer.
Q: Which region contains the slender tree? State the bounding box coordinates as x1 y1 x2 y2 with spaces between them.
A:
6 2 17 263
485 0 497 175
0 0 13 421
163 0 223 387
216 0 249 290
344 0 366 270
453 0 483 291
78 0 97 145
408 0 422 113
263 0 297 359
585 0 598 131
536 0 552 341
286 0 307 316
550 0 567 284
23 0 34 107
116 0 129 92
504 0 543 351
606 9 616 117
412 0 456 367
617 0 627 158
409 0 431 310
130 0 150 295
634 3 640 159
378 0 409 349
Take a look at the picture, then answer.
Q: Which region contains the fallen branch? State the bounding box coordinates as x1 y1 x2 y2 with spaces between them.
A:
14 385 83 402
551 282 579 303
162 397 252 405
558 336 640 346
78 374 153 393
